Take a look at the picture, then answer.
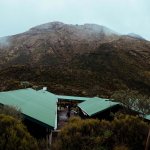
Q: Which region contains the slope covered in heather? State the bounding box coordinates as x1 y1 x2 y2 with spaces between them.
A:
0 22 150 96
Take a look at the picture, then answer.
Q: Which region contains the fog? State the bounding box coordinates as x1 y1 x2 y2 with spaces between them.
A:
0 0 150 40
0 37 10 48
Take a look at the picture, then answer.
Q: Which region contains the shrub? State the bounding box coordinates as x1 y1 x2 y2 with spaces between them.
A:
52 115 149 150
0 105 22 120
52 118 112 150
113 145 129 150
112 114 149 150
0 114 39 150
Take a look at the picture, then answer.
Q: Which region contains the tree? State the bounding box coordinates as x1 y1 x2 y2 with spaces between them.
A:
52 115 149 150
0 105 22 120
111 90 150 115
112 114 149 150
52 117 112 150
0 114 39 150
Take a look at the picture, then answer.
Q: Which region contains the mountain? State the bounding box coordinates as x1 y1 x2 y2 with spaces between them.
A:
0 22 119 67
0 22 150 96
127 33 145 40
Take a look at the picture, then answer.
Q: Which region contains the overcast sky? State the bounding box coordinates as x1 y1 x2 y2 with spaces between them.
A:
0 0 150 40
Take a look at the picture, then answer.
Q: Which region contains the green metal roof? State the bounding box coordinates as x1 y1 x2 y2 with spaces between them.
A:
78 97 120 116
144 115 150 121
0 88 58 129
56 95 91 101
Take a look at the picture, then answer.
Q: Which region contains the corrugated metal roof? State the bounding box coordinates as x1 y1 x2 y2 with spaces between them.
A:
144 115 150 121
78 97 120 116
0 88 58 129
56 95 91 101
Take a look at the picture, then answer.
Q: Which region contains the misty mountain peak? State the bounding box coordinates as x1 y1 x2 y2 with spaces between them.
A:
127 33 145 40
82 23 118 35
29 21 65 31
0 21 149 69
28 21 118 37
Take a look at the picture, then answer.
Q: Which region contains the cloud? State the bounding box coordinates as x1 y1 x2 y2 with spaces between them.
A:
0 37 10 47
0 0 149 40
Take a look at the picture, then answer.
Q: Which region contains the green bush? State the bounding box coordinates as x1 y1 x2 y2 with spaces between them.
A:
0 114 39 150
52 115 149 150
0 105 22 120
37 138 49 150
113 145 129 150
52 118 112 150
112 114 149 150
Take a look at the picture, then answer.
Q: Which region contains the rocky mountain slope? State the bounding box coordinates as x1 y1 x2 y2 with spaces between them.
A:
0 22 119 67
0 22 150 96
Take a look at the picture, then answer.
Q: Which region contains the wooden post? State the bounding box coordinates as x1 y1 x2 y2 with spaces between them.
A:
58 99 61 111
145 128 150 150
46 128 51 149
46 128 48 149
49 131 52 145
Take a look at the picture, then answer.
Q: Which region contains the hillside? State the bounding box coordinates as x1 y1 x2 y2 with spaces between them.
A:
0 22 119 67
0 22 150 96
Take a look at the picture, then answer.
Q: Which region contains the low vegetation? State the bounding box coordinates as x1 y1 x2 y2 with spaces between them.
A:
52 115 149 150
0 63 150 97
0 105 22 120
0 114 39 150
111 90 150 115
0 106 48 150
